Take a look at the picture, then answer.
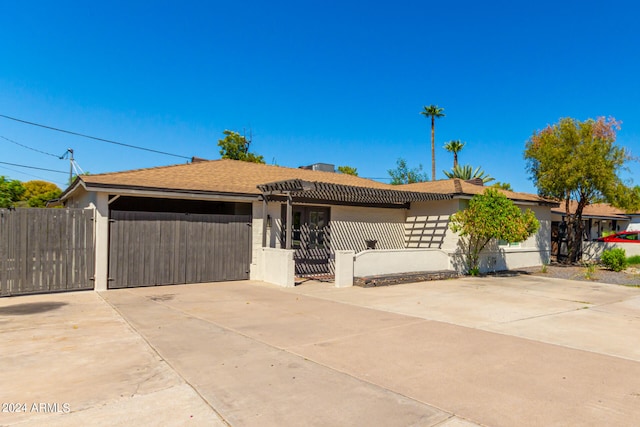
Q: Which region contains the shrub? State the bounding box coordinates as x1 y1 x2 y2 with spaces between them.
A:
601 248 628 272
627 255 640 266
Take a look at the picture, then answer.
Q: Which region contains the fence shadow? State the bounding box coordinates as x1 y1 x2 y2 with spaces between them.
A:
0 301 68 315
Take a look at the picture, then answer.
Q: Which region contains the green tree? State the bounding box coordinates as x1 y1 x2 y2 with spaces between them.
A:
420 105 445 181
443 140 465 168
492 181 513 191
217 130 265 163
524 116 638 263
21 180 62 207
449 188 540 274
442 164 495 184
388 158 429 185
0 176 25 208
337 165 358 176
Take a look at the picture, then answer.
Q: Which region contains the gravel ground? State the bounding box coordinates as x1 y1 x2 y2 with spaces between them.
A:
518 263 640 287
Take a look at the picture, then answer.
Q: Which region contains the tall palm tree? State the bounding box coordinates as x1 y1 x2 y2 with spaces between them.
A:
444 140 465 168
420 105 445 181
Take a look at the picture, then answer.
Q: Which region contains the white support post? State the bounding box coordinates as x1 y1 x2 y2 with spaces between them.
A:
93 193 110 291
334 250 355 288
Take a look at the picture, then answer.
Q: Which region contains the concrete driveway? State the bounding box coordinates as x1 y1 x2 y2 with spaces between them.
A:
1 275 639 426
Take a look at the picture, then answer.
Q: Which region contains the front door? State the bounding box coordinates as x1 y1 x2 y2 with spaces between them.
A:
282 205 331 275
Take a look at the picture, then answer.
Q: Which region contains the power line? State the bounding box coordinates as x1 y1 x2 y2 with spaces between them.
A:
0 165 51 181
0 135 64 158
0 114 191 160
0 161 68 174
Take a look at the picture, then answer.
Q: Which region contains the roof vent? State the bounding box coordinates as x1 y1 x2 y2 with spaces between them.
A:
191 156 209 163
299 163 335 173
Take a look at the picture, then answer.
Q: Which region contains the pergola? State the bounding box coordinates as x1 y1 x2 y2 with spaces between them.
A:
257 179 452 248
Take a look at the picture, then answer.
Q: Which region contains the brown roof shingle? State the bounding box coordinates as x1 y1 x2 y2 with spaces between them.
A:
73 159 553 205
80 159 395 195
551 201 630 219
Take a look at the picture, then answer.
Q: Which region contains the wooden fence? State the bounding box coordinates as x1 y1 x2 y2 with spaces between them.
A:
0 208 95 297
108 211 252 288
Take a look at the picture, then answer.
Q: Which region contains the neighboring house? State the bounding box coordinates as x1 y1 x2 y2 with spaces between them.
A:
57 159 556 289
551 202 631 241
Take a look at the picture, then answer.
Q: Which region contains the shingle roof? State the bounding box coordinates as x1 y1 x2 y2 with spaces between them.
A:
399 179 556 205
69 159 553 205
551 201 630 219
79 159 393 195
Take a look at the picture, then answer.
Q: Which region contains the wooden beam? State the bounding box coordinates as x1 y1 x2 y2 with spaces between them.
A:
286 193 293 249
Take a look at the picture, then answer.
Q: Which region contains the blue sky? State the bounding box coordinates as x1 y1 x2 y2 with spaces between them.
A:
1 1 639 193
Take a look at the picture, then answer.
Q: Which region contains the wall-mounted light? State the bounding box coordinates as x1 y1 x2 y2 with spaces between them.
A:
266 214 272 228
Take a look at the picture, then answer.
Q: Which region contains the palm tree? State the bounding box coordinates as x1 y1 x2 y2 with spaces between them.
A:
443 140 465 168
420 105 445 181
442 164 495 184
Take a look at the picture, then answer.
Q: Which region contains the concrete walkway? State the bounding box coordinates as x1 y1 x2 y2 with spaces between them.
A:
1 275 640 426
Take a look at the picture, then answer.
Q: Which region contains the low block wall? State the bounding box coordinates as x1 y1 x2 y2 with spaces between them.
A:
583 241 640 261
260 248 295 288
353 248 450 277
450 248 549 274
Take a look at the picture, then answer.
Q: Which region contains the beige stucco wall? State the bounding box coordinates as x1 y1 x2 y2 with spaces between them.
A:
583 241 640 261
330 205 406 252
450 203 552 273
405 199 462 250
64 185 99 209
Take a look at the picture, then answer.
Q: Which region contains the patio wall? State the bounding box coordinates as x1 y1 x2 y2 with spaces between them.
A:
582 241 640 261
256 248 295 287
353 248 451 277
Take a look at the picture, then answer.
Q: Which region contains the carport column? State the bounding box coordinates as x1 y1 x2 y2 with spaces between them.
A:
93 193 109 291
334 250 355 287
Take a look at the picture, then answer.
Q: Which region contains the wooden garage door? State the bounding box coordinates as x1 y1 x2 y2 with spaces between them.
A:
108 211 251 288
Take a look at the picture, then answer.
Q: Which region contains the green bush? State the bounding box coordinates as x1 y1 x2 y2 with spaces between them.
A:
601 248 628 272
627 255 640 266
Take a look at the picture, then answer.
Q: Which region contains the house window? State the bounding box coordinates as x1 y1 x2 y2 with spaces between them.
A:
281 205 330 249
498 240 521 247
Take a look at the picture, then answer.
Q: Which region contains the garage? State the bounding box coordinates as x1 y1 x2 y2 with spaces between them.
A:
107 197 252 289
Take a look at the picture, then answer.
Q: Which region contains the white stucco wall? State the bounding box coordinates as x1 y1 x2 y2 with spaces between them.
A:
330 205 406 252
583 241 640 261
405 199 462 250
448 203 552 273
354 248 450 277
627 215 640 231
258 248 295 287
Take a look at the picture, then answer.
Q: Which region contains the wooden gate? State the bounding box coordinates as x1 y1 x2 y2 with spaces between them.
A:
108 211 251 288
0 208 95 297
294 224 332 276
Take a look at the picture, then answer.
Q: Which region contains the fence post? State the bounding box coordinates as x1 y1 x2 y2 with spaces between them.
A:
94 194 110 291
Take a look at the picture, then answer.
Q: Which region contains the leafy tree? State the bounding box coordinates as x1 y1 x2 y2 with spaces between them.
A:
420 105 445 181
524 116 638 263
442 164 495 183
387 158 429 185
443 140 465 168
449 188 539 274
21 180 62 207
337 165 358 176
492 181 513 191
217 130 265 163
0 176 25 208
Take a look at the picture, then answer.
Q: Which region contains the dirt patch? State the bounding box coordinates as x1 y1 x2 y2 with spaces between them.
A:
519 263 640 287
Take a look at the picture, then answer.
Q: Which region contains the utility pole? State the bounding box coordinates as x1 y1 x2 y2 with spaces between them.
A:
68 148 74 184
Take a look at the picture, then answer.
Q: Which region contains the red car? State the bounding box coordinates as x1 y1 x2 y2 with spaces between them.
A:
597 231 640 242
